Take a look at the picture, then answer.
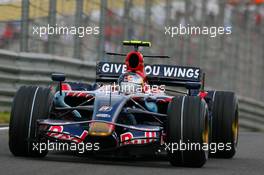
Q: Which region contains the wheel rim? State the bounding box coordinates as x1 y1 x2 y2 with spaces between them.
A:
232 108 239 146
203 113 209 144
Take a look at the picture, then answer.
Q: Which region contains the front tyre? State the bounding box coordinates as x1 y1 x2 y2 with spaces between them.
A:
9 86 53 157
166 96 209 167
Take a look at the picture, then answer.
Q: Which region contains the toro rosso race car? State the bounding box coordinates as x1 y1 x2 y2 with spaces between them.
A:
9 40 239 167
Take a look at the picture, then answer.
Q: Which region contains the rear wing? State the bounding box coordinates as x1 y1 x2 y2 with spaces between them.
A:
123 40 151 51
123 40 151 47
96 62 202 89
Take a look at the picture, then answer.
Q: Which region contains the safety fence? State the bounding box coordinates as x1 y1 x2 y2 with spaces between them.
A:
1 0 264 102
0 49 263 131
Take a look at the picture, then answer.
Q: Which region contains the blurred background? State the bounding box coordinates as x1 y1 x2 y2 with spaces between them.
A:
0 0 264 101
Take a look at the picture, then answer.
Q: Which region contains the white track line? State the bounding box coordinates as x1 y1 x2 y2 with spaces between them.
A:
0 127 9 130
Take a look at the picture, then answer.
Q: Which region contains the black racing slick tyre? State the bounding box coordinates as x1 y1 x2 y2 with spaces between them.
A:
9 86 53 157
210 91 239 158
166 96 209 167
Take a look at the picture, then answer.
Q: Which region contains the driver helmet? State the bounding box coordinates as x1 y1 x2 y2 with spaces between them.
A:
118 72 144 94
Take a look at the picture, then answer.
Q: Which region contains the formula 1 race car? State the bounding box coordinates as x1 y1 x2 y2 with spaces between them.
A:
9 40 239 167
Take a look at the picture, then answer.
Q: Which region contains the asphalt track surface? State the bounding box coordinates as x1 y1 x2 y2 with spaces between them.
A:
0 128 263 175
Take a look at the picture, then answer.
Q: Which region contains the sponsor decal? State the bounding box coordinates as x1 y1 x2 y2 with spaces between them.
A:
98 106 112 112
47 126 88 143
96 113 111 118
97 62 200 81
120 131 158 145
100 62 127 74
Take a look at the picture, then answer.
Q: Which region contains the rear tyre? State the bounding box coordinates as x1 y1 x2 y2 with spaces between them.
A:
210 91 239 158
9 86 53 157
166 96 209 167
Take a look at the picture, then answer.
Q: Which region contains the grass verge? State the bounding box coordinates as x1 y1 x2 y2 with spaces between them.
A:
0 112 10 123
